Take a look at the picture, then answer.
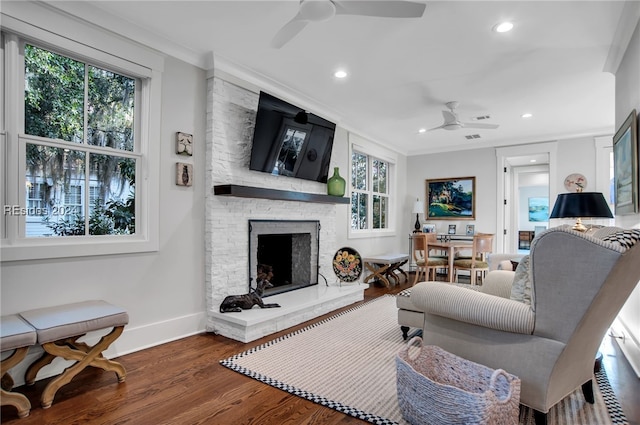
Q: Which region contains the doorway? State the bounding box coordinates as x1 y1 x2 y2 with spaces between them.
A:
496 142 558 253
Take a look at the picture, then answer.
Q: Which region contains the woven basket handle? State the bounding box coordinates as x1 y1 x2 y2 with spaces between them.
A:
403 336 423 361
490 369 515 402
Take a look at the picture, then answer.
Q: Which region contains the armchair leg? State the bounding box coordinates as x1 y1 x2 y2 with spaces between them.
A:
533 410 548 425
401 326 410 340
582 379 595 404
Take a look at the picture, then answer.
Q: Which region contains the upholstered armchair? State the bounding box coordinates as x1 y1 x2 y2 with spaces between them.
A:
409 226 640 424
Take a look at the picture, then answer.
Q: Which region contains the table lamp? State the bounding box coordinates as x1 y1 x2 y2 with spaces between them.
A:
412 199 424 232
549 191 613 232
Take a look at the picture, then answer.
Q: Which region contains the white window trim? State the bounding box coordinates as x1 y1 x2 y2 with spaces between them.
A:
348 136 397 239
1 6 161 261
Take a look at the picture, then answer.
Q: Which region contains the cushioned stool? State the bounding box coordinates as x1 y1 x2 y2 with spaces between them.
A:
1 314 37 418
396 288 424 340
20 300 128 409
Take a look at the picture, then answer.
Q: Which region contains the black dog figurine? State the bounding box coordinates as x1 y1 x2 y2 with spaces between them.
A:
219 276 281 313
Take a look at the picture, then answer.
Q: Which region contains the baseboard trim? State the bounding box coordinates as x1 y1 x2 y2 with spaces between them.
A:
610 318 640 378
6 311 206 387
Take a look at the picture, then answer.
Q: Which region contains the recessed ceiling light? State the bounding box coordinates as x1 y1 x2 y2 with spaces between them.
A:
334 70 348 79
418 128 427 133
521 113 533 118
493 22 514 33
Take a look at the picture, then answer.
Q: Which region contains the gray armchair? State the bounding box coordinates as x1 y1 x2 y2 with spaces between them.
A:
409 227 640 424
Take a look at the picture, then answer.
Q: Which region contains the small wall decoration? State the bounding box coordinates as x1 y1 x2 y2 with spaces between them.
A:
613 109 638 215
426 177 476 219
528 197 549 222
466 224 475 236
448 224 456 235
176 162 193 187
176 131 193 156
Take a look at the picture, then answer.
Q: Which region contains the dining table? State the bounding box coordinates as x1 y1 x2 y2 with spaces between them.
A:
427 240 473 282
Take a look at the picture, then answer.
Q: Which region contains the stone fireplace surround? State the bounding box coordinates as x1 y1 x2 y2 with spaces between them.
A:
205 76 366 343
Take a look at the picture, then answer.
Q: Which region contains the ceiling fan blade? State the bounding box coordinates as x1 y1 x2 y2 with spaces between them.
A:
271 16 310 48
461 122 500 130
427 124 445 131
334 1 426 18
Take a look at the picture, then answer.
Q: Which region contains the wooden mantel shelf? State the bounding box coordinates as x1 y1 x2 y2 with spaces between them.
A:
214 184 350 204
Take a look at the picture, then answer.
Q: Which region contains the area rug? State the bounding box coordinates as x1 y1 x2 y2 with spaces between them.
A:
221 295 628 425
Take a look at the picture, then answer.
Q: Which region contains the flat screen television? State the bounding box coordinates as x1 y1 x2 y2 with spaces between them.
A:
249 91 336 183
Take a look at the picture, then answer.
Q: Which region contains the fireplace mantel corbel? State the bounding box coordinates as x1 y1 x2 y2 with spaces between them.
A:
214 184 349 204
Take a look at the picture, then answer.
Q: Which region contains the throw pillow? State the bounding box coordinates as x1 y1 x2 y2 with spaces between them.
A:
510 255 533 310
591 226 625 239
601 229 640 250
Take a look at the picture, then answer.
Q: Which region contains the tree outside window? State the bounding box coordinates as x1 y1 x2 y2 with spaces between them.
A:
350 151 390 231
24 44 137 237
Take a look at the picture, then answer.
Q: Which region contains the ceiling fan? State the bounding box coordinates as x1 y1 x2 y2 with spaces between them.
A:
271 0 427 48
428 101 500 131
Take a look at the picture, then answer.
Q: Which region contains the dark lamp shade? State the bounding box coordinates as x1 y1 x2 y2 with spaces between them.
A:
549 192 613 219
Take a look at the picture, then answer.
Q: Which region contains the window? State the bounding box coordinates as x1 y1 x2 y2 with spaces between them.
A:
1 11 161 261
350 150 391 231
23 44 137 237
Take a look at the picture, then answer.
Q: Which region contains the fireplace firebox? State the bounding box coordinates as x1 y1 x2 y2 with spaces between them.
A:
249 220 320 297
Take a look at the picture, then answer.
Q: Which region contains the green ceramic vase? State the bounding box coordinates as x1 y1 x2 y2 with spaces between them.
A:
327 167 346 196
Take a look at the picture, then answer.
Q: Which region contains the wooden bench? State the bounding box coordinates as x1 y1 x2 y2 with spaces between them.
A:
1 315 37 418
19 300 129 409
362 253 409 287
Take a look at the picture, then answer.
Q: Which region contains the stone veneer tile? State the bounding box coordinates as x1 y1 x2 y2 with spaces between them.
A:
205 77 354 341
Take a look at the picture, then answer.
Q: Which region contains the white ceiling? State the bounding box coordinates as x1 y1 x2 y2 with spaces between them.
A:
48 1 629 156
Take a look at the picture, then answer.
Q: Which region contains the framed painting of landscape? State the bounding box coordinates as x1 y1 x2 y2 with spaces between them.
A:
613 109 638 215
426 177 476 220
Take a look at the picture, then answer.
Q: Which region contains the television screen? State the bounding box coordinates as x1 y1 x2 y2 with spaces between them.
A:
249 91 336 183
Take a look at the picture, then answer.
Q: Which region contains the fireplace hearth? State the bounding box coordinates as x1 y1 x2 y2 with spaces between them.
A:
249 220 319 297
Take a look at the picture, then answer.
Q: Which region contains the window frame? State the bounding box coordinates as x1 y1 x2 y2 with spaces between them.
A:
348 139 396 238
1 12 161 261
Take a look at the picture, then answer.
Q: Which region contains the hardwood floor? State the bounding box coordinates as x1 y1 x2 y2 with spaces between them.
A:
2 279 639 424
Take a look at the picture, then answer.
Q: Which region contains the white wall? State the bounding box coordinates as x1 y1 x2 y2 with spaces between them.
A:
406 148 498 236
1 55 208 381
611 15 640 375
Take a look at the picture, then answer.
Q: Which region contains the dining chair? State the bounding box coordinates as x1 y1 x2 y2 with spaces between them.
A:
412 233 448 284
453 233 494 285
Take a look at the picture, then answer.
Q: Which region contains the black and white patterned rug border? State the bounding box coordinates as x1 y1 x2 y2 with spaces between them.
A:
220 295 399 425
595 367 628 425
220 295 628 425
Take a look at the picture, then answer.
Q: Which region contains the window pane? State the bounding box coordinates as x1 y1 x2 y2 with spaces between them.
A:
351 152 367 190
350 192 368 230
24 45 84 143
378 161 387 194
88 66 135 151
372 159 388 194
26 144 85 237
89 154 136 235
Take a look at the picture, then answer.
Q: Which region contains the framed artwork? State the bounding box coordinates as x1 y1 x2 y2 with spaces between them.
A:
422 224 436 233
613 110 638 215
176 132 193 156
176 162 193 187
426 177 476 220
528 197 549 222
465 224 475 236
448 224 456 235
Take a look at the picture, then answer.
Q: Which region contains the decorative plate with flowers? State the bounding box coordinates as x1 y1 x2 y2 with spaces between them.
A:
333 247 362 282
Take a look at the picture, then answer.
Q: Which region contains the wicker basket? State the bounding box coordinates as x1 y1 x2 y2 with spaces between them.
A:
396 337 521 425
